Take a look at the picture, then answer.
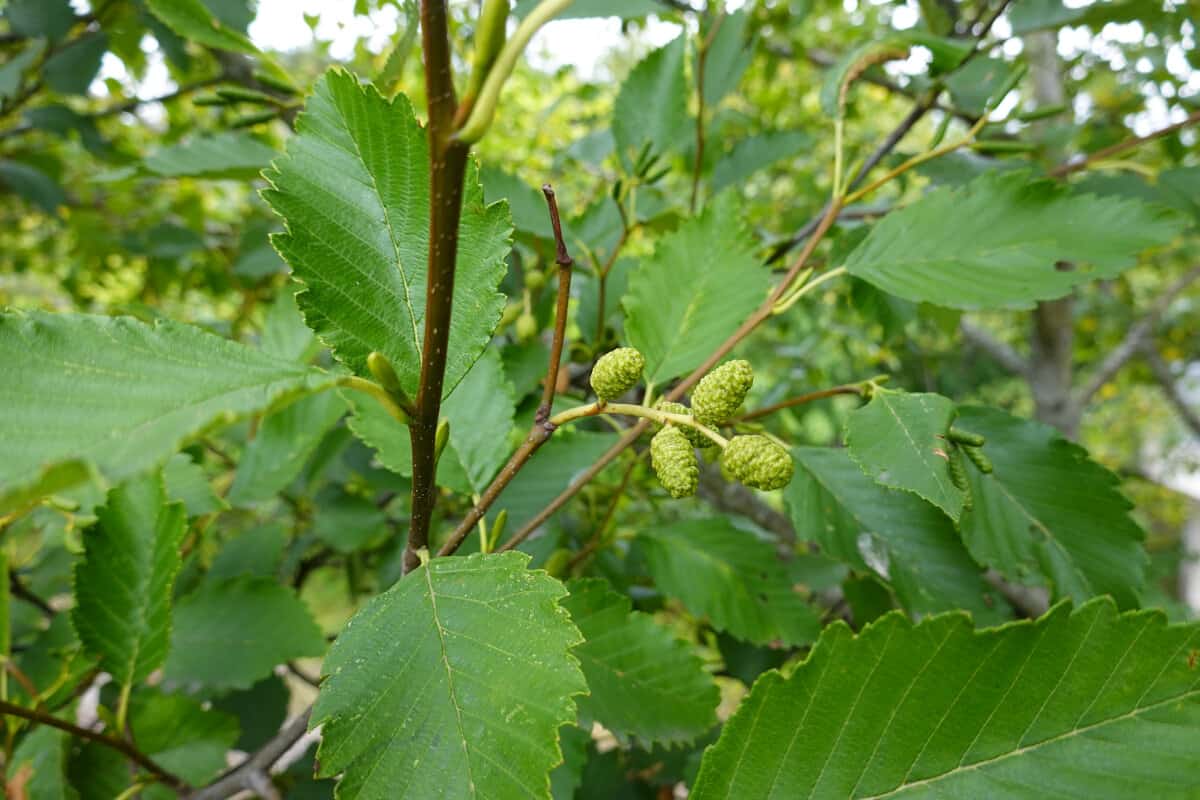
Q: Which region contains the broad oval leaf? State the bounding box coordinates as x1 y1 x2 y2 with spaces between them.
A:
788 447 1005 623
612 35 689 169
71 473 186 688
312 551 586 799
264 69 512 398
634 518 820 646
844 170 1183 310
164 577 326 691
956 405 1146 607
622 192 768 383
0 311 337 513
143 132 278 180
563 578 719 747
844 389 964 520
693 599 1200 798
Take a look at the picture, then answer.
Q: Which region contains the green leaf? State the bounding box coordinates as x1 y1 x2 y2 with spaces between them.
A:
4 0 75 40
550 726 591 800
347 349 515 494
845 171 1184 310
42 33 107 95
623 192 767 383
143 132 278 179
8 728 75 800
612 35 689 169
711 130 810 193
955 406 1146 607
0 311 337 513
145 0 259 54
499 430 619 533
68 743 127 800
0 42 44 103
227 391 347 506
634 518 821 646
312 551 586 799
563 579 719 747
259 283 315 359
71 473 187 688
702 9 754 106
788 447 1003 622
693 599 1200 798
207 523 287 583
129 689 239 785
264 70 511 397
163 453 227 517
311 489 386 553
212 674 290 752
0 160 67 214
845 389 964 520
1009 0 1088 33
164 577 326 690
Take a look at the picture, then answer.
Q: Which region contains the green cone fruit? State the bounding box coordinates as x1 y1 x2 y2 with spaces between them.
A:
591 347 645 401
654 400 708 447
691 360 753 426
651 426 699 498
720 435 794 491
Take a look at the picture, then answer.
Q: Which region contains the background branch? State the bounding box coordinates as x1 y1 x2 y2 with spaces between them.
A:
959 320 1029 375
186 710 312 800
0 699 186 791
1143 345 1200 438
1075 264 1200 405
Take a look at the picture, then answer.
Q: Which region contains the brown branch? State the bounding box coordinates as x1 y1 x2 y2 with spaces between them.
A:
1076 265 1200 405
1050 109 1200 178
0 699 187 790
537 184 574 423
567 452 642 570
690 8 724 212
9 573 54 618
1142 345 1200 438
736 384 865 423
404 0 470 574
959 319 1029 376
185 710 312 800
437 185 577 559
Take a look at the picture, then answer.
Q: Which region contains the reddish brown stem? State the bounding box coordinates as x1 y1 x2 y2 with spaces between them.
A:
1049 109 1200 178
736 385 865 422
437 185 576 558
405 0 469 574
538 184 574 423
0 699 187 790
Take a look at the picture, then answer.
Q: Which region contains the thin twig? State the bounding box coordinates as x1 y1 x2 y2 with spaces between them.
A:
1142 345 1200 438
185 710 312 800
537 184 574 423
736 384 865 422
1050 109 1200 178
9 573 54 618
0 699 187 790
567 453 642 570
437 184 577 559
1076 265 1200 405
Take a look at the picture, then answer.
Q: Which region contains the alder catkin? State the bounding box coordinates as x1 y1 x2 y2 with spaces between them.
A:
650 426 699 498
591 347 645 401
720 435 793 490
691 360 753 426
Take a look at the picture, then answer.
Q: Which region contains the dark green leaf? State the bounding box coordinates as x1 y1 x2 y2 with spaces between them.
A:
623 192 767 382
612 36 689 169
265 71 511 397
845 171 1184 309
844 389 965 520
145 0 259 54
312 552 586 799
72 473 187 688
563 578 719 746
143 132 278 179
634 518 821 646
164 577 326 690
42 33 107 95
956 405 1146 607
788 447 1004 622
693 600 1200 798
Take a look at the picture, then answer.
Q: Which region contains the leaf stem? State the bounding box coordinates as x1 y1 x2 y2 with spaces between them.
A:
0 699 187 790
735 381 874 422
773 266 847 314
